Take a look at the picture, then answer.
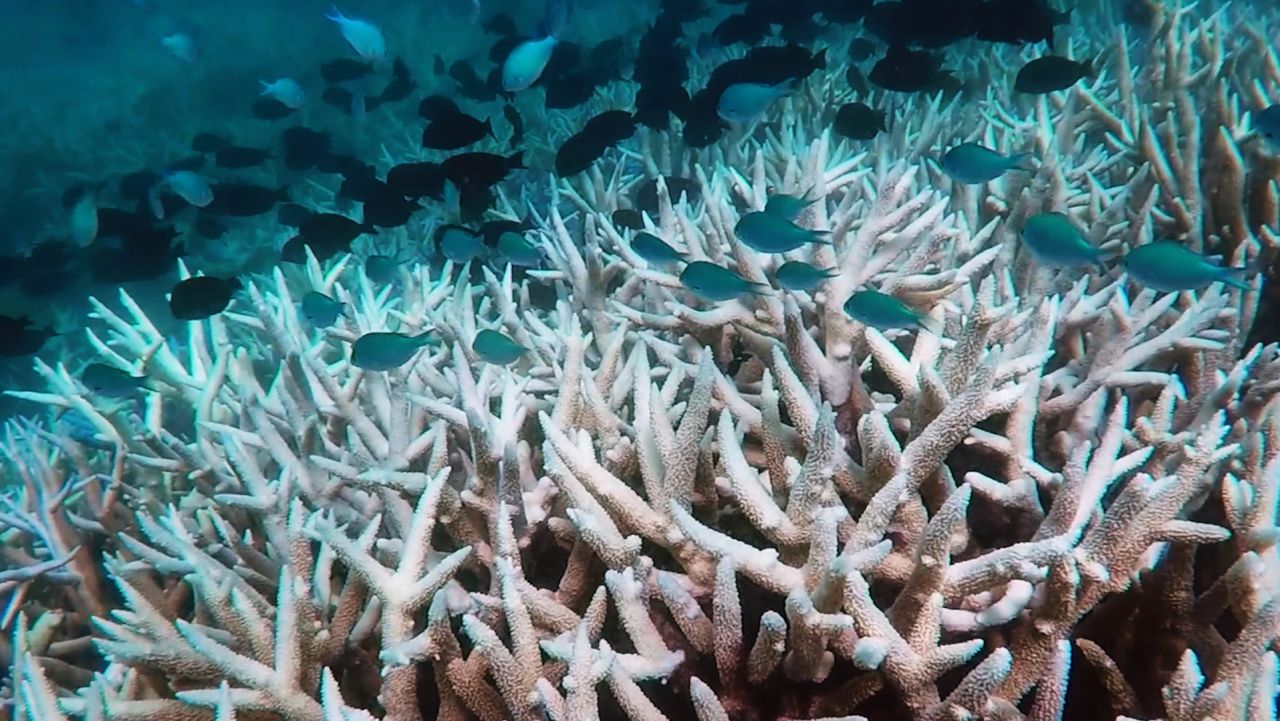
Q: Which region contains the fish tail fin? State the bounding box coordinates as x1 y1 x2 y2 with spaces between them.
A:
542 0 571 39
820 266 839 278
917 313 944 336
1011 152 1037 172
1220 263 1260 290
325 5 345 22
810 229 834 245
484 118 495 138
813 48 828 70
507 151 527 169
776 77 801 95
258 79 272 95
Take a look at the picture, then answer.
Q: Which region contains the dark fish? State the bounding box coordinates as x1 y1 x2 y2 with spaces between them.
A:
865 0 980 47
587 37 631 83
0 315 55 358
441 152 525 189
251 98 296 120
315 152 375 179
555 132 610 177
544 73 597 109
351 331 433 370
433 54 446 75
301 291 344 326
612 208 644 230
636 176 699 214
1014 56 1093 94
419 94 462 121
844 289 941 334
281 127 331 170
869 46 957 93
81 363 150 397
213 145 272 169
362 194 421 228
472 329 527 365
713 13 770 46
482 13 518 36
321 58 375 84
300 213 374 245
15 241 78 298
203 183 288 217
847 37 877 62
834 102 887 140
194 213 228 239
169 276 241 320
423 113 495 150
679 261 767 301
387 162 447 199
119 170 162 201
277 203 313 227
338 175 395 204
191 132 231 153
379 57 417 103
450 60 500 102
503 103 524 148
87 217 185 283
365 255 399 283
436 224 486 263
631 231 686 264
582 110 636 144
976 0 1070 45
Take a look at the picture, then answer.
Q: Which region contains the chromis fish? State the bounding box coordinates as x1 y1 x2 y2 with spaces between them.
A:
1122 241 1253 292
300 291 344 326
1021 212 1106 267
775 260 838 291
260 78 306 109
502 0 570 91
169 276 240 320
81 363 152 398
631 232 687 264
351 331 433 370
326 5 386 62
679 261 769 301
365 254 399 284
735 211 831 253
1014 56 1093 94
843 290 941 334
496 231 543 267
717 79 798 125
55 409 113 450
472 329 528 365
940 143 1034 184
150 170 213 219
1254 104 1280 152
763 192 818 221
438 225 486 263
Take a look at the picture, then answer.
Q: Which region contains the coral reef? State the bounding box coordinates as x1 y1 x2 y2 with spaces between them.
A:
4 2 1280 720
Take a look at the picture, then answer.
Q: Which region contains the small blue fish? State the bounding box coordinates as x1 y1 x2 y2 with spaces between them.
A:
631 232 687 264
1254 105 1280 152
81 363 152 398
679 261 769 301
1123 241 1253 292
496 231 543 267
438 226 486 263
56 409 114 451
775 260 838 291
365 254 399 284
735 212 831 253
472 329 528 365
763 193 818 221
717 79 798 125
501 0 569 91
940 143 1034 184
301 291 344 326
843 290 941 334
1021 212 1106 267
351 331 433 370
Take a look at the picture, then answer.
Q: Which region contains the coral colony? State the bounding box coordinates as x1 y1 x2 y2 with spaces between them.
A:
3 0 1280 720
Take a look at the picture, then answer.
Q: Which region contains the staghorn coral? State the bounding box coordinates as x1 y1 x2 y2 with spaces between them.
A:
4 1 1280 720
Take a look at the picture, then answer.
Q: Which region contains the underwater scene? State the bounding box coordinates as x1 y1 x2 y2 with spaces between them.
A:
2 0 1280 719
